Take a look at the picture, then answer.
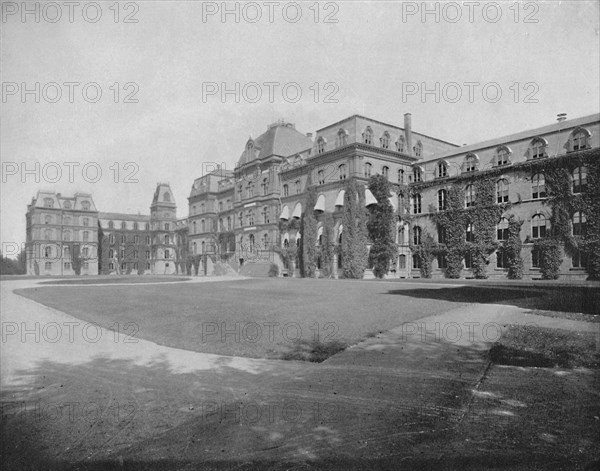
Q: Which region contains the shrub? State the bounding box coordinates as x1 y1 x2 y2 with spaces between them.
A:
268 263 279 277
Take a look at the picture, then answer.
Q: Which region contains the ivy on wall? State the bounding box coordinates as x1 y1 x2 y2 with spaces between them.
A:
367 175 397 278
341 178 368 279
504 216 524 279
319 212 335 278
299 188 318 278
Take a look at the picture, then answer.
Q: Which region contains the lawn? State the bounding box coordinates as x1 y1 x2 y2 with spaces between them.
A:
38 276 191 285
12 278 539 360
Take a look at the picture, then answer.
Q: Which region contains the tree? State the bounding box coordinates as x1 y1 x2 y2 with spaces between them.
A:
342 179 368 278
300 188 318 277
70 244 83 275
319 213 335 278
367 175 398 278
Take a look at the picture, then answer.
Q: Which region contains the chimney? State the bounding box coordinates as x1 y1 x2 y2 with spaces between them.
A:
306 132 313 139
404 113 413 156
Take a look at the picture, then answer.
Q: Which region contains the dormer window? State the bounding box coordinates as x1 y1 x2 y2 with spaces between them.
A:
437 161 448 178
339 164 347 180
121 221 127 230
530 137 547 159
568 128 591 152
63 201 72 209
44 198 54 208
382 166 389 179
396 135 405 152
81 201 90 210
495 146 511 166
380 131 390 149
414 141 423 157
318 170 325 185
247 140 254 151
397 169 405 184
464 153 478 172
283 184 289 197
108 221 114 229
412 166 422 183
317 137 326 154
364 162 372 178
363 127 373 145
337 129 348 147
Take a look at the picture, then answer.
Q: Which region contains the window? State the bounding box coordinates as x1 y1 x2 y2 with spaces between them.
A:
338 164 347 180
465 185 476 207
497 218 509 240
412 166 422 182
295 180 301 194
249 234 255 247
121 263 127 271
192 220 197 234
200 220 205 232
337 129 348 146
82 247 89 258
262 233 270 248
165 250 170 259
364 163 372 178
437 254 447 269
532 214 547 239
121 234 126 244
496 146 510 166
63 201 71 209
44 229 52 240
133 222 138 230
363 127 373 145
398 254 406 269
397 169 405 184
238 212 243 227
164 223 170 231
83 262 89 270
201 203 205 213
496 179 509 203
163 192 170 202
437 161 448 178
81 200 91 210
108 221 114 229
132 249 138 259
146 235 151 244
45 262 52 270
569 129 590 152
109 234 115 244
165 235 170 244
44 246 52 258
262 179 269 195
317 137 326 153
464 154 478 172
466 223 474 242
413 226 422 245
145 223 149 231
218 202 223 212
219 218 224 231
121 221 127 230
237 185 243 201
437 189 447 211
44 215 52 224
44 198 54 208
248 211 254 226
414 141 422 157
109 249 114 258
133 262 138 270
83 231 89 242
109 262 114 270
530 138 546 159
496 249 509 269
572 212 586 236
572 250 588 269
120 248 125 259
146 262 151 270
412 193 422 214
532 249 541 268
438 225 447 244
412 254 421 269
227 216 232 231
262 207 269 224
283 184 289 197
464 252 473 269
64 245 70 256
396 136 405 152
318 170 325 185
572 166 587 193
134 235 139 244
63 231 71 241
398 225 405 244
532 173 546 199
83 218 89 226
382 166 389 179
381 132 390 149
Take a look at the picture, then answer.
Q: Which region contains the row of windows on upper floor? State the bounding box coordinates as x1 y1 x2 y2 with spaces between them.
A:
106 234 180 245
40 215 92 226
41 229 92 242
107 248 173 260
414 128 593 182
410 211 588 246
409 167 587 214
190 207 272 234
316 127 423 157
41 245 91 259
190 233 273 255
105 221 173 231
41 198 92 210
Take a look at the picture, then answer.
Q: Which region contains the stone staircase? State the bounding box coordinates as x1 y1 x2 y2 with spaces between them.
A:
239 259 275 278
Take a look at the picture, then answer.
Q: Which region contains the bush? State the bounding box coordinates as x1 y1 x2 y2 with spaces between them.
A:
268 263 279 277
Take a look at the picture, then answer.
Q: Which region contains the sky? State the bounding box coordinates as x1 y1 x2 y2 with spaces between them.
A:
2 0 599 254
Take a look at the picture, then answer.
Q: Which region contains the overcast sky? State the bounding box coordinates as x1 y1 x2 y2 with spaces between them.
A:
2 0 599 252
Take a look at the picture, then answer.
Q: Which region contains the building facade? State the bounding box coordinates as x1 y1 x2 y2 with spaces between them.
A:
25 112 600 279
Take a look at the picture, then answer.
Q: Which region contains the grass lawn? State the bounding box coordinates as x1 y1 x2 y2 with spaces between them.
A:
38 276 191 285
13 278 539 360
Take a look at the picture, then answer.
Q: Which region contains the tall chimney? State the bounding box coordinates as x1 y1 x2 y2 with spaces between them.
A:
404 113 413 156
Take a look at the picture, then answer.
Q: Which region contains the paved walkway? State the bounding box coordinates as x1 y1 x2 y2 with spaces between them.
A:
1 278 598 469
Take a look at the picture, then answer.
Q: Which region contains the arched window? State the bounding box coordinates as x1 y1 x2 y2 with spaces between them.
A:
572 166 587 193
397 169 405 184
464 153 478 172
532 173 546 199
497 218 509 240
380 131 390 149
109 234 115 244
44 246 52 258
412 166 422 183
238 212 243 227
530 138 547 159
364 162 372 178
532 214 547 239
145 223 149 230
396 135 405 152
337 128 348 147
317 169 325 185
572 212 587 236
81 201 90 210
413 226 422 245
192 242 197 254
262 206 269 224
63 200 72 209
412 254 421 269
438 189 447 211
295 180 301 194
200 203 205 213
438 225 447 244
437 161 448 178
496 146 510 166
262 178 269 195
465 185 476 207
414 141 423 157
247 210 254 226
249 234 255 247
201 241 206 253
164 223 169 231
399 254 406 269
165 235 170 244
63 230 71 241
218 201 223 212
283 184 289 197
412 193 422 214
262 233 270 248
83 231 89 242
82 218 89 226
568 128 590 152
496 179 509 203
44 215 52 224
317 137 326 154
382 166 389 179
108 221 114 229
63 216 71 225
163 192 171 202
466 223 474 242
121 221 127 230
363 127 373 145
133 222 138 230
338 164 347 180
121 234 125 244
193 221 197 233
227 216 232 230
200 220 205 232
44 198 54 208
